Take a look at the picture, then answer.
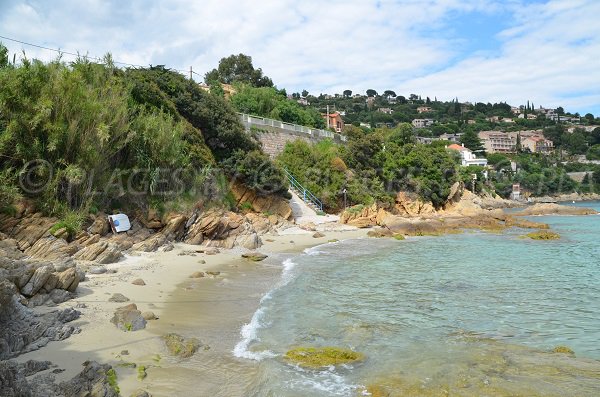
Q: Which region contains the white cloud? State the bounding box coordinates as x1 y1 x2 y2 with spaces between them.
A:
0 0 598 114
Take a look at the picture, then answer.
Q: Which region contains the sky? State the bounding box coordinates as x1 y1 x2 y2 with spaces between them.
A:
1 0 599 115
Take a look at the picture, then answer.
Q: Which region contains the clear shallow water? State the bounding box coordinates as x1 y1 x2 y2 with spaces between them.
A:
235 203 600 396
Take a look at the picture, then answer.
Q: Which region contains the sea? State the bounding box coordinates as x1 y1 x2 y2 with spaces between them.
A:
233 202 600 396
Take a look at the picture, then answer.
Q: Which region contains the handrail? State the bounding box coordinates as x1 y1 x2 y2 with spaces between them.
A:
283 168 323 212
238 112 347 142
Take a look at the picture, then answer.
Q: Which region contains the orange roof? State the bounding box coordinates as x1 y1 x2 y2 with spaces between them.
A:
447 143 470 151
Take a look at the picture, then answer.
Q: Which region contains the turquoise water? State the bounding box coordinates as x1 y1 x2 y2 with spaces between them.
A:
235 203 600 396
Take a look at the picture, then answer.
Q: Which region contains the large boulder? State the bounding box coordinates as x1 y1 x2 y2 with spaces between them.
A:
73 241 123 264
110 304 147 332
230 181 293 220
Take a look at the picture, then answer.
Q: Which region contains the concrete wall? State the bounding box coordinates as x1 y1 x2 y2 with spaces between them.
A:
238 113 346 157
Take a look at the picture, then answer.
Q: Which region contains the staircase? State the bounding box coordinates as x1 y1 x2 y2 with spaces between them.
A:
283 169 323 212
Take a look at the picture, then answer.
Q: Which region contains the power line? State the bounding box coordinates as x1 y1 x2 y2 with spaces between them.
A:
0 34 200 77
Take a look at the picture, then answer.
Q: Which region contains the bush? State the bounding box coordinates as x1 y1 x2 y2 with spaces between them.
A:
224 150 289 197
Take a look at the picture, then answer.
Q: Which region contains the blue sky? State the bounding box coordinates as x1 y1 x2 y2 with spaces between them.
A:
1 0 599 115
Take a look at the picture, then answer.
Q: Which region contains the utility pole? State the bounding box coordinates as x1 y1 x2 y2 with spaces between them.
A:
326 105 330 129
189 66 193 81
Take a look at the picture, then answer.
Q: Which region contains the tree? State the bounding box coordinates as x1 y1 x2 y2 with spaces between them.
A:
204 54 273 87
556 106 565 115
585 113 595 123
460 129 484 153
383 90 396 98
366 89 378 97
301 89 309 97
343 89 352 98
0 42 8 68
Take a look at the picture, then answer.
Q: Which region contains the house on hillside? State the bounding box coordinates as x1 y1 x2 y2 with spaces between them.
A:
447 144 488 167
521 136 554 154
417 106 432 114
323 111 345 133
479 131 516 153
412 118 434 128
439 133 462 143
377 107 394 114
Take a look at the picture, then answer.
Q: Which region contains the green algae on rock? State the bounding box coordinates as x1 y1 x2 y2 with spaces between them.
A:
553 345 575 355
284 347 364 368
524 230 560 240
163 333 200 358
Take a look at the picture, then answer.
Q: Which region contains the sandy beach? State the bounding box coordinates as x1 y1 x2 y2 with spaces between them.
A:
13 227 368 396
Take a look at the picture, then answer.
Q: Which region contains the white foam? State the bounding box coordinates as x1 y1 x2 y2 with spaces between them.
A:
233 257 300 361
233 306 277 360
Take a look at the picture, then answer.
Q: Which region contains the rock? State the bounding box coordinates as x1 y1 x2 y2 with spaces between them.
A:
87 214 110 236
24 236 76 261
206 271 220 276
162 214 187 239
394 191 436 217
284 347 365 368
131 278 146 286
108 293 130 303
21 265 53 296
367 228 394 238
162 243 174 252
141 311 157 320
56 268 80 292
163 333 201 358
312 232 325 238
89 266 107 274
238 232 262 250
524 230 561 240
131 233 167 253
198 260 206 264
516 203 598 216
241 252 268 261
0 360 120 397
347 217 375 228
110 303 147 331
130 389 152 397
230 181 293 219
73 241 123 264
189 272 205 278
205 248 220 255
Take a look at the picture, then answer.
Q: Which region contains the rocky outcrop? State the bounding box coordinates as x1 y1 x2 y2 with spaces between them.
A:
394 191 436 217
231 181 293 220
515 203 598 216
0 360 120 397
73 241 123 264
0 290 80 359
339 204 390 228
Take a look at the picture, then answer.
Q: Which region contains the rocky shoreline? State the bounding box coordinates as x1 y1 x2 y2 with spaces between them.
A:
1 189 598 396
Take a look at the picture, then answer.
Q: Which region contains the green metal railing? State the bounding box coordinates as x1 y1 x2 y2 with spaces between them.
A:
283 169 323 212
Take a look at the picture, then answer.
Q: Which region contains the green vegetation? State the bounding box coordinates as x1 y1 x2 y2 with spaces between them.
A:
231 83 325 128
0 44 288 218
105 368 120 394
284 347 364 368
163 333 200 358
553 345 575 355
137 365 147 381
204 53 273 87
524 230 561 240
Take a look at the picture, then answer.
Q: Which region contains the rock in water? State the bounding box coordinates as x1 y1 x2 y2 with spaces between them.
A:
312 232 325 238
131 278 146 286
163 333 201 358
110 304 146 331
189 271 205 278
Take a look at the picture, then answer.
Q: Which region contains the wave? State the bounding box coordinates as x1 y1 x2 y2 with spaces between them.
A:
233 305 277 360
233 257 300 361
